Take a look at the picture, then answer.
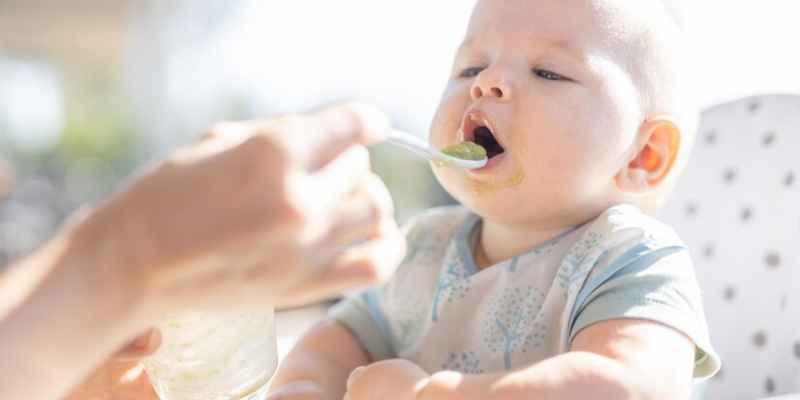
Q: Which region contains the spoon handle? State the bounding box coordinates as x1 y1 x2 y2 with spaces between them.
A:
386 130 435 160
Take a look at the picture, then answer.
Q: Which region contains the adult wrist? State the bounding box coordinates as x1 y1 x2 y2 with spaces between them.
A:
60 205 151 331
0 208 152 399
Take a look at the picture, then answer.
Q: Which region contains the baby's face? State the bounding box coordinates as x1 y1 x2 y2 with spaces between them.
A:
430 0 649 227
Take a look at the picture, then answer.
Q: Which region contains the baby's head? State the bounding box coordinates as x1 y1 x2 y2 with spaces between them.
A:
429 0 696 228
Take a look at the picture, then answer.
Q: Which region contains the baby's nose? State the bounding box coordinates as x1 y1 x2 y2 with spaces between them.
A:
470 71 512 102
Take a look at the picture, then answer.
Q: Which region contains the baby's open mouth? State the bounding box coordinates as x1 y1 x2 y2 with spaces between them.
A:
462 111 506 160
472 126 505 159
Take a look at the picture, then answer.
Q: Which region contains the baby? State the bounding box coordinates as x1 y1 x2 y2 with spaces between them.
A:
268 0 720 399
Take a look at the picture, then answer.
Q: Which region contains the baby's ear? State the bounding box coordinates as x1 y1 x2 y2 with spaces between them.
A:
615 117 681 193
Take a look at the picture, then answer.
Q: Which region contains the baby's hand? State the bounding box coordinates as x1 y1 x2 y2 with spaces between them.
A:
344 359 430 400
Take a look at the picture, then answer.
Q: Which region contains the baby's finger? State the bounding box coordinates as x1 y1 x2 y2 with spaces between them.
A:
347 366 367 391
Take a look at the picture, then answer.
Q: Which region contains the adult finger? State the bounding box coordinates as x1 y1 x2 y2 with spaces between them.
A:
302 145 372 225
264 381 324 400
319 172 395 250
275 219 404 309
330 219 405 286
115 328 162 361
288 102 392 170
291 219 405 305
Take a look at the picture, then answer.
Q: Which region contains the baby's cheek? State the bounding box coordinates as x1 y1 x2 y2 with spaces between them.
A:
561 128 615 171
428 120 453 148
429 113 457 148
431 86 470 135
519 138 608 204
518 135 585 178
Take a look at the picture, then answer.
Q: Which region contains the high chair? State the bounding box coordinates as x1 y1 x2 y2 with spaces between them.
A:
660 94 800 400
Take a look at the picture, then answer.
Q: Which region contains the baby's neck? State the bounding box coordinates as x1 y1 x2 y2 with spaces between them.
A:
474 219 576 270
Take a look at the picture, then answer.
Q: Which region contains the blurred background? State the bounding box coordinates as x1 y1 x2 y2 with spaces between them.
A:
1 0 799 265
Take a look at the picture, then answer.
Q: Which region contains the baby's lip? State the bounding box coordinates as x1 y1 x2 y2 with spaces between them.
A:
459 109 507 150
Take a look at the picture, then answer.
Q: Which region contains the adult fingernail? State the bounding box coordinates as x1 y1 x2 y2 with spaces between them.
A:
345 102 391 142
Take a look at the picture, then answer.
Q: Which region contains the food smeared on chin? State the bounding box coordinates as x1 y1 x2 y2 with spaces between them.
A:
441 141 488 161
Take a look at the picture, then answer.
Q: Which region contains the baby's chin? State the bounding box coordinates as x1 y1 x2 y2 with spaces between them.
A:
432 160 530 218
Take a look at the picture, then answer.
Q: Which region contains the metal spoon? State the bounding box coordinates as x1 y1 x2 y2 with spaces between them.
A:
385 130 488 170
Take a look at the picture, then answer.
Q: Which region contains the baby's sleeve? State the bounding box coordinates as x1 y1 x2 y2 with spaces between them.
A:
567 245 721 379
328 288 396 361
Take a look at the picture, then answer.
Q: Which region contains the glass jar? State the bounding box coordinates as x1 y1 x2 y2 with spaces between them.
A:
143 309 278 400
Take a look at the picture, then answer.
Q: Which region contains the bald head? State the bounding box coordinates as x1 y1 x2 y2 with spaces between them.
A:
579 0 696 177
583 0 693 115
579 0 696 207
622 0 697 193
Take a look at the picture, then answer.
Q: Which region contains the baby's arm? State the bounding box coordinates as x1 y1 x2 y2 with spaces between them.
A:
268 320 371 400
418 318 695 400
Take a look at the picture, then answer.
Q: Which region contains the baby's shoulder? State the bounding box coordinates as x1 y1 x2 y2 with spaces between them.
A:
557 204 692 300
397 206 471 267
579 204 685 250
402 205 472 242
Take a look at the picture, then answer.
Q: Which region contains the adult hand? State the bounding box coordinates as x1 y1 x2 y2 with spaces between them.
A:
264 381 325 400
77 102 406 319
0 103 407 400
64 329 161 400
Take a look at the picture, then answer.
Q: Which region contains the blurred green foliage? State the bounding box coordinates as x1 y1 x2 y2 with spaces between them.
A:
1 91 455 264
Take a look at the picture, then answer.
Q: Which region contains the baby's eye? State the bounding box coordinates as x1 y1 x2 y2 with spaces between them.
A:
459 67 485 78
532 69 568 81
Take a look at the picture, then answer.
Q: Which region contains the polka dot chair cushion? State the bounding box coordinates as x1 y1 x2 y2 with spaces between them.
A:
660 94 800 400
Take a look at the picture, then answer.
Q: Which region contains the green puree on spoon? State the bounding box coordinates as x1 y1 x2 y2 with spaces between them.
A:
441 142 487 161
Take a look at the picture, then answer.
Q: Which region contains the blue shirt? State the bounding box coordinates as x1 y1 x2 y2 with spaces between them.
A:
330 204 720 379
